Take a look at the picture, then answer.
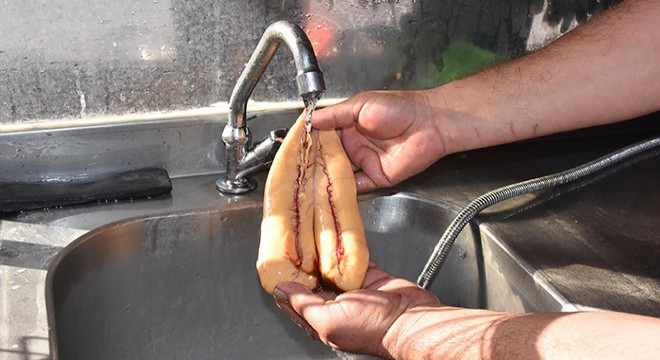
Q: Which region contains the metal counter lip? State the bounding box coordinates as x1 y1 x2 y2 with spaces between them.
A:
478 224 576 311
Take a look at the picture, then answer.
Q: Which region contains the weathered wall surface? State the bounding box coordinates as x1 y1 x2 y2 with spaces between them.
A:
0 0 619 124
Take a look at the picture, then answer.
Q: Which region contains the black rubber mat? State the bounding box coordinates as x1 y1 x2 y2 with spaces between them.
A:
0 168 172 213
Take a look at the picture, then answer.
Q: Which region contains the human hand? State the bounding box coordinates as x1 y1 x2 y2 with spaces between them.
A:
273 262 660 360
272 262 442 358
312 91 446 193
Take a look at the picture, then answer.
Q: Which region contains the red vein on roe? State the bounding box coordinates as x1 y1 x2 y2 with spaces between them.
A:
290 129 311 267
317 141 344 274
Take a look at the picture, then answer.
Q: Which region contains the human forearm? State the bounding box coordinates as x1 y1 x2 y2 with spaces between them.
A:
385 307 660 360
428 0 660 155
275 266 660 359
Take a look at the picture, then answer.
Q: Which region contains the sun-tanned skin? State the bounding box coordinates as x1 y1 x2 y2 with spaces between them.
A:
311 1 660 195
273 1 660 358
274 264 660 359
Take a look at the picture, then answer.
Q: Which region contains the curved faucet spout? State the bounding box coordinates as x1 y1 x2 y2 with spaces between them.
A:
218 20 326 194
228 20 326 130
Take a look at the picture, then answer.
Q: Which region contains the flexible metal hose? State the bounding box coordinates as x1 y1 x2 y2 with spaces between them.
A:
417 135 660 289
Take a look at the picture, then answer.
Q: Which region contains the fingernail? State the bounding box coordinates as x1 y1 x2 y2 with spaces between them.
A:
273 287 287 303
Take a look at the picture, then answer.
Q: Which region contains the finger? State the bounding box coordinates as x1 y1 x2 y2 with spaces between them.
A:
340 130 395 190
354 152 392 191
279 281 327 314
273 283 321 341
314 288 340 301
361 263 434 297
375 277 420 292
361 263 394 289
355 172 378 193
361 263 431 300
342 146 390 193
368 276 442 306
275 282 330 331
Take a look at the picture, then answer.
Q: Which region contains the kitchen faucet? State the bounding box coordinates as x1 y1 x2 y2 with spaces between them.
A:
216 20 326 194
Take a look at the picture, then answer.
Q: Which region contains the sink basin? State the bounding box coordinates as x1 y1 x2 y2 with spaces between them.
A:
45 193 543 359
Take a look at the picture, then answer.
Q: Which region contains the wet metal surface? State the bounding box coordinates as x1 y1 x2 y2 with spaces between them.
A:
1 109 659 359
0 222 86 360
45 194 506 360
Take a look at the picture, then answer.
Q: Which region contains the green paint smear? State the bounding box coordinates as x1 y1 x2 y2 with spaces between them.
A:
424 41 506 87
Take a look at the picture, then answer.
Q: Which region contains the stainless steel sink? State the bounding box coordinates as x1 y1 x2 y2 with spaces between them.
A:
45 193 545 360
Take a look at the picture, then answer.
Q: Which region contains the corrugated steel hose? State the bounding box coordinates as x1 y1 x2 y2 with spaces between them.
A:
417 135 660 290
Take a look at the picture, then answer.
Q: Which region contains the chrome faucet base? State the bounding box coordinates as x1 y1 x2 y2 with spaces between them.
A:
216 176 257 194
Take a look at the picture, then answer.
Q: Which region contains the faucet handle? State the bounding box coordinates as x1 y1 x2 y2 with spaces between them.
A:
217 128 289 193
238 128 287 170
217 128 288 194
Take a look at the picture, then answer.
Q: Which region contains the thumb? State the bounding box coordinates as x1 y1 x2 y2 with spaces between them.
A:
312 97 361 130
